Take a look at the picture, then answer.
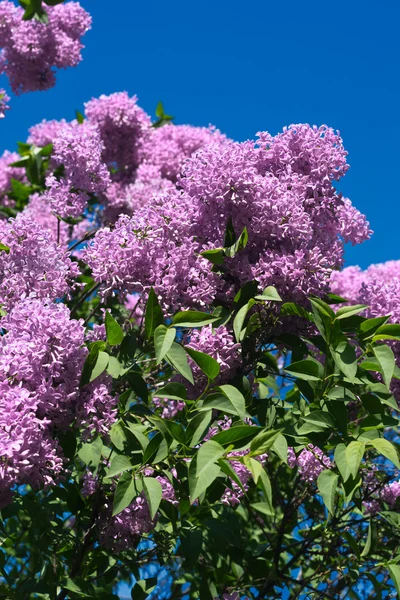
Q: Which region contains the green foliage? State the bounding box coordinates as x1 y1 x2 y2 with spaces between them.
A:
5 285 400 599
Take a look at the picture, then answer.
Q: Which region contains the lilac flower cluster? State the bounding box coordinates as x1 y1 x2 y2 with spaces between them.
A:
0 212 79 310
85 91 152 175
139 123 228 181
331 260 400 323
0 87 9 117
0 149 26 208
0 0 91 94
0 298 117 502
45 120 110 218
288 445 332 483
85 123 371 311
99 494 155 552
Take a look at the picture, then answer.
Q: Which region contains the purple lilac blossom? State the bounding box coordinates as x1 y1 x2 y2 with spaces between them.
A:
0 213 79 310
139 122 228 182
85 124 371 312
0 1 91 94
44 120 110 218
85 91 152 175
98 494 155 551
288 445 332 483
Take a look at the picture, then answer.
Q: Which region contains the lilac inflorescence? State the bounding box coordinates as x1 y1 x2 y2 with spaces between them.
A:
288 445 332 483
0 0 91 94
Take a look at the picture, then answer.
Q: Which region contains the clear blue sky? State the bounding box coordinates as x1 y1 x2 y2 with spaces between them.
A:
1 0 398 270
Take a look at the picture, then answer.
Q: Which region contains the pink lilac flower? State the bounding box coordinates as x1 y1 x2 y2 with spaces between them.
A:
99 494 155 551
288 445 332 483
0 298 117 437
81 470 99 497
0 380 63 507
84 194 218 310
0 1 91 94
0 212 79 310
85 123 370 313
22 193 69 245
381 480 400 507
0 149 26 198
0 87 9 117
44 120 110 218
103 163 177 222
85 91 152 174
139 122 228 181
27 118 68 147
221 450 268 507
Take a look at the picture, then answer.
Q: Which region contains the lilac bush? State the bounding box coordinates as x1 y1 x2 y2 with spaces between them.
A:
0 5 399 600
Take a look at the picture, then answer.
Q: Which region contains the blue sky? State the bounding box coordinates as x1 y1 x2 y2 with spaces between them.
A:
1 0 398 270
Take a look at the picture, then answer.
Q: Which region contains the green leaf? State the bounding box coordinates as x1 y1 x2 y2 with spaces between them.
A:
334 444 350 482
155 381 187 401
249 428 282 456
358 315 390 340
155 101 164 118
105 312 124 346
144 288 163 339
106 455 134 479
216 384 246 419
317 470 338 514
373 344 395 388
271 434 288 463
142 432 164 464
78 437 103 471
90 351 109 383
244 455 263 483
0 242 10 254
189 440 225 501
284 358 323 381
218 458 246 491
80 342 105 387
233 299 255 341
369 438 400 468
112 476 136 516
250 501 274 517
345 440 365 479
361 518 373 557
388 564 400 597
172 310 219 327
201 248 225 265
254 286 282 302
143 477 163 519
224 226 249 258
211 425 263 447
186 411 212 446
75 110 84 124
185 347 220 379
154 324 176 364
224 216 236 247
373 323 400 341
334 304 368 320
280 302 313 321
106 356 122 379
331 339 357 382
126 371 148 403
165 342 194 384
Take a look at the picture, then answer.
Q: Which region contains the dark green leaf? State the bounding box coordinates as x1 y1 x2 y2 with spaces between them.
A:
284 358 323 381
112 476 136 516
165 342 194 384
172 310 219 327
154 324 176 363
144 288 163 339
317 470 338 514
185 347 220 379
105 312 124 346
